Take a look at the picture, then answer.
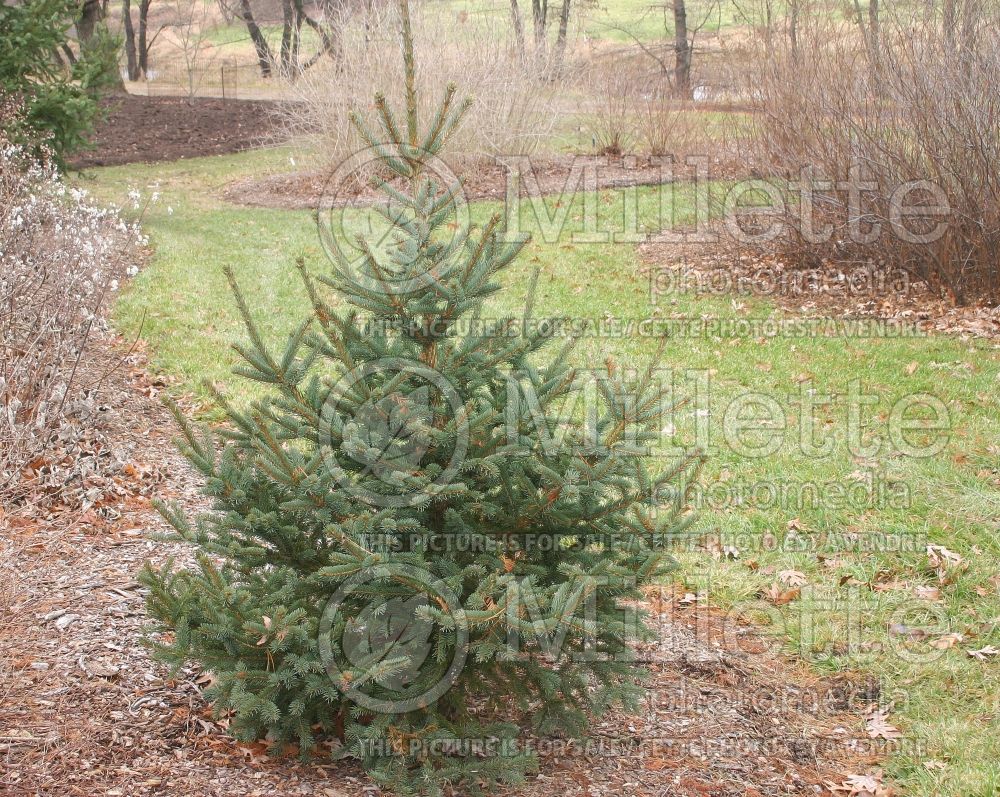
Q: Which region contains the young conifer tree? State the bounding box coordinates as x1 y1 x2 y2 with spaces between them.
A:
141 1 702 793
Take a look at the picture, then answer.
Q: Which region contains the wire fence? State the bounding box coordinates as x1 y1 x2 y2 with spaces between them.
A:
127 57 291 101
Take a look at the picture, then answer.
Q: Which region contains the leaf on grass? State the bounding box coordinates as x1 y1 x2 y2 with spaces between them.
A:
865 710 902 740
913 585 942 601
764 584 800 605
926 544 964 581
930 632 963 650
967 645 1000 660
777 569 808 587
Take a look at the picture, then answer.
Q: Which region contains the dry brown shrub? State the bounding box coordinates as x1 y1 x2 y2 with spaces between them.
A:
732 5 1000 304
583 52 714 160
280 4 565 173
584 59 638 156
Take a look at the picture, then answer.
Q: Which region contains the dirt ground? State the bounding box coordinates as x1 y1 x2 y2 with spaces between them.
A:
67 96 281 170
0 338 890 797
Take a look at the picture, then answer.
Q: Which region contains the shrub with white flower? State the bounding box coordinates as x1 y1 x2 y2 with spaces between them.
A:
1 111 145 503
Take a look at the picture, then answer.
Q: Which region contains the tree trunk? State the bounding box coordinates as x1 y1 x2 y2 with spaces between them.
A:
240 0 273 77
78 0 128 92
138 0 151 76
291 0 304 77
509 0 525 55
787 0 797 55
762 0 773 60
76 0 102 44
123 0 140 80
301 13 340 70
867 0 879 57
531 0 546 51
280 0 295 75
672 0 691 99
304 13 340 61
554 0 570 69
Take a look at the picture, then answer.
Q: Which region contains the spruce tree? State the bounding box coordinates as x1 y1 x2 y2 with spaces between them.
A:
141 2 702 793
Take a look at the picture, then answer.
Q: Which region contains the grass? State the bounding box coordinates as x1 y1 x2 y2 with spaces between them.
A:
439 0 746 44
80 146 1000 796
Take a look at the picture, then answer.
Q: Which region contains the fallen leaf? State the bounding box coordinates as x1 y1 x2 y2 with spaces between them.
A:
926 544 966 583
778 569 808 587
54 614 79 631
825 771 890 797
930 632 963 650
926 544 962 569
866 710 902 740
967 645 1000 660
764 584 800 605
84 659 120 679
914 585 942 601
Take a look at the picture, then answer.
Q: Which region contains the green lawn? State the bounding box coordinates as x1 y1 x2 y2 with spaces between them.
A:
81 147 1000 797
437 0 745 43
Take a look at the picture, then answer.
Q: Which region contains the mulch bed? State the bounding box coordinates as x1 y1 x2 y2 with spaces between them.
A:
220 151 750 210
639 239 1000 339
67 95 281 170
0 337 889 797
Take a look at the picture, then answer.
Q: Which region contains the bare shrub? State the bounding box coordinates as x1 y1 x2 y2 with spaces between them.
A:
734 6 1000 304
636 83 703 158
583 51 710 159
0 104 143 503
166 0 221 99
280 4 564 171
584 59 637 156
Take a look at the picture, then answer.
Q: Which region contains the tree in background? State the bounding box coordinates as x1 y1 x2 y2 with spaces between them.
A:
140 0 702 792
168 0 219 98
231 0 346 79
600 0 720 98
122 0 159 81
507 0 573 63
0 0 119 164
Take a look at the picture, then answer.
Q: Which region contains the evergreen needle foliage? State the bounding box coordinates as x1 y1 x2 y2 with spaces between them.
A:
141 1 702 792
0 0 119 165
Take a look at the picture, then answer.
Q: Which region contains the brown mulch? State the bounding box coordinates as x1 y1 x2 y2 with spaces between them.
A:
221 151 749 210
0 339 885 797
67 95 281 170
639 239 1000 339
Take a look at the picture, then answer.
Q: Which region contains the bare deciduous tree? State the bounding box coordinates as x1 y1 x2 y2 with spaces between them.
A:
168 0 219 98
672 0 692 97
122 0 159 80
